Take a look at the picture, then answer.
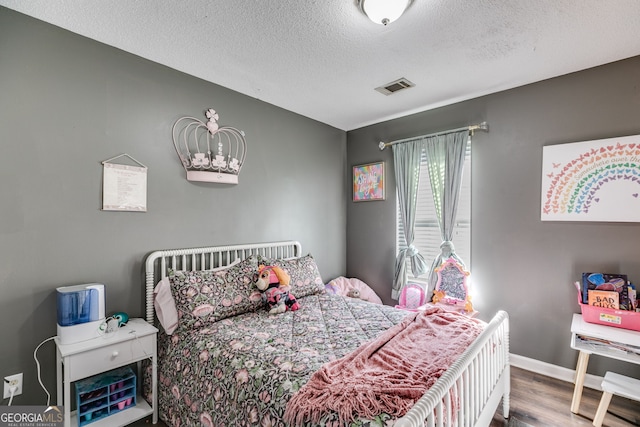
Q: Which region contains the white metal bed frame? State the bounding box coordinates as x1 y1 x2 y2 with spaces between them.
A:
143 240 510 427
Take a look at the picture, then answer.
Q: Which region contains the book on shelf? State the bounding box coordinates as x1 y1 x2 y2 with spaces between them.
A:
576 334 640 357
581 272 629 307
588 290 619 309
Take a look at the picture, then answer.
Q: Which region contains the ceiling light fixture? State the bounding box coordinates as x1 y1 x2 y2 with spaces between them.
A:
358 0 413 26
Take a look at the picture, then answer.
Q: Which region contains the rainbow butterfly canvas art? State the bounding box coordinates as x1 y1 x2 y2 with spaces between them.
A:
541 134 640 222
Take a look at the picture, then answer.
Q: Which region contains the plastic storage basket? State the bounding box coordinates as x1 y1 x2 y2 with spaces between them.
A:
577 290 640 332
75 366 136 426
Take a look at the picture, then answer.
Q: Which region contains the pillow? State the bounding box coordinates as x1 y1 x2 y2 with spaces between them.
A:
154 258 242 335
169 256 262 332
154 277 179 335
326 276 383 305
257 254 325 298
153 259 240 335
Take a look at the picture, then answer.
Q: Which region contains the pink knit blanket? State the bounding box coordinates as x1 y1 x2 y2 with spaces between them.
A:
284 307 485 426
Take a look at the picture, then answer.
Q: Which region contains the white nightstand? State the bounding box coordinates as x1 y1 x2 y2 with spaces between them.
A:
55 318 158 427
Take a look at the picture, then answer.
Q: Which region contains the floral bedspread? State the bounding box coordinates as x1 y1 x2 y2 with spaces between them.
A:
144 293 410 427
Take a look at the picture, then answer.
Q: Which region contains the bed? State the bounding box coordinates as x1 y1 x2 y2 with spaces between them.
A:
142 240 510 427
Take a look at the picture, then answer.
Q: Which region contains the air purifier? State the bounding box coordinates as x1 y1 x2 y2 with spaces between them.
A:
56 283 106 345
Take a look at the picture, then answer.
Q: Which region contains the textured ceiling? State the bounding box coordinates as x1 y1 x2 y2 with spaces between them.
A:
2 1 640 130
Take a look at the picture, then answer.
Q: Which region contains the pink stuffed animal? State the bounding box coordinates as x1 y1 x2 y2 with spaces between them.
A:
254 265 300 314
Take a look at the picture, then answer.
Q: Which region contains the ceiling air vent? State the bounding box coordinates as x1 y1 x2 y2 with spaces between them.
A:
375 78 415 95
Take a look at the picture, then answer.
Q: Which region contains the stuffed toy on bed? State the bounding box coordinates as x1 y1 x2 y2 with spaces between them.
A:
254 265 300 314
346 289 362 299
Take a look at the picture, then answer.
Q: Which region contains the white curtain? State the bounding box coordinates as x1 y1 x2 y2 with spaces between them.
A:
391 140 429 300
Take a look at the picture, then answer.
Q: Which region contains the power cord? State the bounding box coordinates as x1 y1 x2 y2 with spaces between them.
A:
3 379 18 406
30 329 150 409
129 330 154 362
33 336 55 407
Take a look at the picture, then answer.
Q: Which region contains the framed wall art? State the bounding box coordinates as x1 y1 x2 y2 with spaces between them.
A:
353 162 385 202
541 134 640 222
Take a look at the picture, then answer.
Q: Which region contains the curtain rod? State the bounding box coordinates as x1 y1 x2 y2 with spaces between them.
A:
378 121 489 151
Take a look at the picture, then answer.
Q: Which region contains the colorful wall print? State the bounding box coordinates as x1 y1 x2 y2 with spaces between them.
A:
541 134 640 222
353 162 385 201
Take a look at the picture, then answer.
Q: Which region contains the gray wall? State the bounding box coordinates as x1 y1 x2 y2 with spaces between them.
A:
0 7 346 404
3 4 639 407
347 56 640 377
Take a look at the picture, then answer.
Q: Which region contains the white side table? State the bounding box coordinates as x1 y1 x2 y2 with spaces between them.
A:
55 318 158 427
569 313 640 414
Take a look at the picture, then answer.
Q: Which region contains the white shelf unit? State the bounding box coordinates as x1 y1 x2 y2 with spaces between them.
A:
571 313 640 364
569 313 640 414
55 318 158 427
70 398 153 427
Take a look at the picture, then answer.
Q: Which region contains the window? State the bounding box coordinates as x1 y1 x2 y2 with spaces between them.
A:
396 141 471 282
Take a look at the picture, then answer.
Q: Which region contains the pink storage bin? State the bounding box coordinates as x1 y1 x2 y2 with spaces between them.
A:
577 290 640 332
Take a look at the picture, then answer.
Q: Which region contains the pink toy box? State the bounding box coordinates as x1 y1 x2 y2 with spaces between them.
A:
577 290 640 332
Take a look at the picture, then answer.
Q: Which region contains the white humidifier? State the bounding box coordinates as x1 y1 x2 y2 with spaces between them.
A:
56 283 105 345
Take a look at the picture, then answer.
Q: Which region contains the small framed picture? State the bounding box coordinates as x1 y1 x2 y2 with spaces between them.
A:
353 162 385 202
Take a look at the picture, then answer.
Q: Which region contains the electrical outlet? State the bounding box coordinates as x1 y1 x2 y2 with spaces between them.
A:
4 373 23 399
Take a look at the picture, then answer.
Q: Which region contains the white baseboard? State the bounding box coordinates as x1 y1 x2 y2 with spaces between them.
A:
509 353 603 391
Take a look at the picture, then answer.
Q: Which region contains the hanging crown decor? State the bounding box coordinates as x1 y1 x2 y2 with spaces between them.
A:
172 108 247 184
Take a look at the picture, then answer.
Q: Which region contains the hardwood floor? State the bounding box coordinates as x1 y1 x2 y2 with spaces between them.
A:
490 367 639 427
132 366 638 427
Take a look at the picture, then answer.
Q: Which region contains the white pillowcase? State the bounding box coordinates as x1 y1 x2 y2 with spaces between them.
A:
154 277 178 335
153 258 241 335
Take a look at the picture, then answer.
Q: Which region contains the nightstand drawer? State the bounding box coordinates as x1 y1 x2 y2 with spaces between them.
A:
66 335 154 381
